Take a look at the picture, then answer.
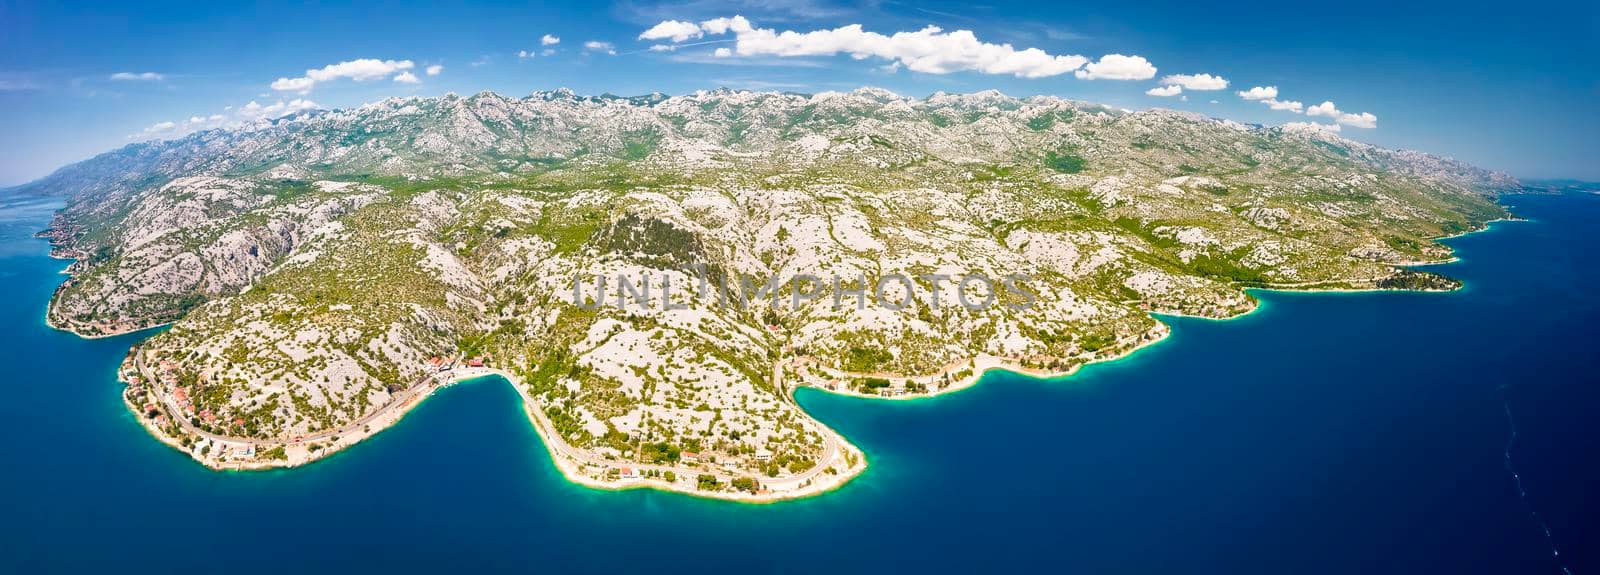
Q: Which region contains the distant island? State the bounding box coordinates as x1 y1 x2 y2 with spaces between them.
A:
25 88 1514 501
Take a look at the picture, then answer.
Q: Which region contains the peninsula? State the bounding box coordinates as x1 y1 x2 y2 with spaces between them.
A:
26 89 1514 501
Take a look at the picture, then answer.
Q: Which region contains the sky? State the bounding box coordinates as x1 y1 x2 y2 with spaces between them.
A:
0 0 1595 186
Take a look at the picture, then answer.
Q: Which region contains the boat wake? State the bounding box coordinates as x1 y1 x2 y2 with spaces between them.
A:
1499 384 1573 575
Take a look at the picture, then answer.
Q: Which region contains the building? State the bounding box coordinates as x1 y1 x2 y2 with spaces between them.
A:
754 448 772 461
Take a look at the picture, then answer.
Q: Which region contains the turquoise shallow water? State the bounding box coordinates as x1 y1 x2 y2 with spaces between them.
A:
0 194 1595 574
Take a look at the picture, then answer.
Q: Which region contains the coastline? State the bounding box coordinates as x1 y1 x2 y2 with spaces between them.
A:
116 349 869 503
65 207 1517 501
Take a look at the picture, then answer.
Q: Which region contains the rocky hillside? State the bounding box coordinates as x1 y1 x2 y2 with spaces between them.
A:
30 88 1513 479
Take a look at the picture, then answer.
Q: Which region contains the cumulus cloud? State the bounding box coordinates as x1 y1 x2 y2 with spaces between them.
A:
1339 111 1377 129
644 15 1108 79
425 64 443 76
110 72 164 81
271 58 416 93
270 77 315 92
1307 100 1378 128
1237 85 1278 100
136 98 321 140
1239 91 1377 127
1307 101 1340 118
237 98 320 121
1160 73 1227 90
1074 54 1157 80
1265 98 1304 113
393 71 420 84
583 41 617 55
1146 84 1183 97
142 121 177 134
640 20 703 42
542 34 560 46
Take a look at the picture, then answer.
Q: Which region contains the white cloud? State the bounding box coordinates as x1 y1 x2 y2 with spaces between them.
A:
393 71 420 84
542 48 557 56
1237 85 1278 101
648 44 677 52
1146 84 1182 97
1339 111 1377 129
110 72 164 81
1305 100 1377 127
425 64 443 76
269 76 316 92
142 121 177 134
1074 54 1157 80
1240 86 1305 114
584 41 617 55
649 15 1098 79
1307 100 1340 118
137 97 321 140
238 98 320 121
271 58 415 93
1160 73 1227 90
1265 98 1304 113
640 20 703 42
542 34 560 46
1238 94 1376 127
518 50 533 59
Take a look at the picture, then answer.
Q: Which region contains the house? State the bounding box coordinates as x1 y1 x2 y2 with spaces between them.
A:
681 451 700 463
427 356 445 368
466 357 485 367
754 448 772 461
619 467 640 479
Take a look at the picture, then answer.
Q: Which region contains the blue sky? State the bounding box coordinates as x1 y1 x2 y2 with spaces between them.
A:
1 0 1595 186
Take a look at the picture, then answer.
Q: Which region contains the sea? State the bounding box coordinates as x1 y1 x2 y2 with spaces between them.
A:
0 193 1594 574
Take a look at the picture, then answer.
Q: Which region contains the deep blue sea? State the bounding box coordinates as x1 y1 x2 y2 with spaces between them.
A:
1 193 1595 574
